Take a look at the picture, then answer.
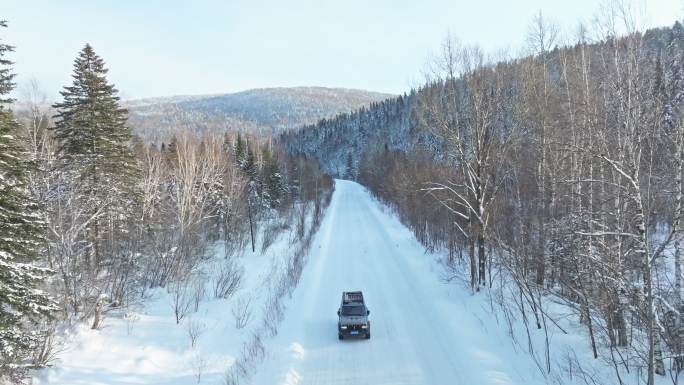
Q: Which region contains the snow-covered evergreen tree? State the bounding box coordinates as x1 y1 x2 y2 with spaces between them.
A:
234 132 246 166
51 44 141 268
261 146 285 208
0 20 54 380
344 152 356 180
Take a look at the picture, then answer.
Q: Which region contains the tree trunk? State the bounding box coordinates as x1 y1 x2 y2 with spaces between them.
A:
644 226 665 383
676 241 684 371
536 214 545 286
583 295 598 358
478 230 486 286
91 299 103 330
247 195 255 253
469 224 476 293
89 221 100 271
654 330 666 377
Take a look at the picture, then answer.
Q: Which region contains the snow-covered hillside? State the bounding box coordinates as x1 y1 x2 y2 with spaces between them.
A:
35 180 656 385
126 87 393 142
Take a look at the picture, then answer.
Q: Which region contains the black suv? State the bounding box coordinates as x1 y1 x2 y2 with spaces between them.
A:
337 291 370 340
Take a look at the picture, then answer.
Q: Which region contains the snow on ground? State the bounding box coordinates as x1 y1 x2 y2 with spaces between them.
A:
35 180 672 384
251 180 553 385
34 212 308 385
250 180 676 385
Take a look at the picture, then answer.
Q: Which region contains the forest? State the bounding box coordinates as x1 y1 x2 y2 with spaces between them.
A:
3 2 684 385
281 11 684 385
0 23 334 383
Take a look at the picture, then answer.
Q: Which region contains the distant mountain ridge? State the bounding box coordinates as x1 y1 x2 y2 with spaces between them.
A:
125 87 393 142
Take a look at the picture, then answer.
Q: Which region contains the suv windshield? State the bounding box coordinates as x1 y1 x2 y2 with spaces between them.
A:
341 305 366 316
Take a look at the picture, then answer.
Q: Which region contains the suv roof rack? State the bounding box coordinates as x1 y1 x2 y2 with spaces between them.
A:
342 291 364 304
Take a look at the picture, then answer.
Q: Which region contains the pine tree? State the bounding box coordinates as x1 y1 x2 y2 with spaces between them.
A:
344 152 355 180
234 132 246 166
241 143 259 182
164 135 178 167
51 44 141 268
261 146 284 208
238 142 260 251
0 20 54 378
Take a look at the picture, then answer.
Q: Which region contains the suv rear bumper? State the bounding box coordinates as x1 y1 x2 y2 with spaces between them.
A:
338 324 370 338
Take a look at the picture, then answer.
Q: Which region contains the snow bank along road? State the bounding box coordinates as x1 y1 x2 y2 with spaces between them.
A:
252 180 541 385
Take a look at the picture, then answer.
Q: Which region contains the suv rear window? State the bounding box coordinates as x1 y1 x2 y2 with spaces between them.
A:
341 305 366 316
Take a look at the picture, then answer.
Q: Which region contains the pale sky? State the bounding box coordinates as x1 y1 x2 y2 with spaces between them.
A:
3 0 682 101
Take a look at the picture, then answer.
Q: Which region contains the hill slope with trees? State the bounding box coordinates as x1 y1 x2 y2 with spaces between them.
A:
126 87 393 142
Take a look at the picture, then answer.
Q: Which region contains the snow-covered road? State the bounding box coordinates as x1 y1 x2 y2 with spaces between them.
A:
252 180 535 385
38 179 555 385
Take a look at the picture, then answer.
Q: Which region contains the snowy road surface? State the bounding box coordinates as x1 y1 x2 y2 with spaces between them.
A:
252 180 536 385
38 179 550 385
